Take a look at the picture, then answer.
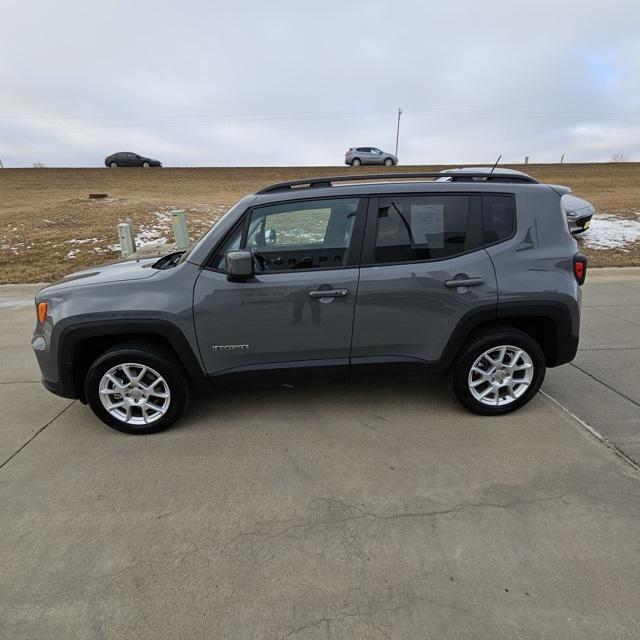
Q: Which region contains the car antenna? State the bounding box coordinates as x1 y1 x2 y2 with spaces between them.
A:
490 154 502 174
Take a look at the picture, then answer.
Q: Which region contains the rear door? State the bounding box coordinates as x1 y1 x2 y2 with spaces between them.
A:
357 148 374 164
351 192 500 369
193 196 367 385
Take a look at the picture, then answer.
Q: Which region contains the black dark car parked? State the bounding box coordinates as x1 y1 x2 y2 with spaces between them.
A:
104 152 162 168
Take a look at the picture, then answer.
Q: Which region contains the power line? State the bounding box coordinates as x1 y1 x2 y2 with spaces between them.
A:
0 105 639 132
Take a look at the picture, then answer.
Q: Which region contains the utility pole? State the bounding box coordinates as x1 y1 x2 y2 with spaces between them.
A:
395 107 402 157
560 153 565 164
0 156 4 169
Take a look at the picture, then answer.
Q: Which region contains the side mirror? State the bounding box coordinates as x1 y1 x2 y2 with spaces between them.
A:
225 250 254 282
265 228 277 244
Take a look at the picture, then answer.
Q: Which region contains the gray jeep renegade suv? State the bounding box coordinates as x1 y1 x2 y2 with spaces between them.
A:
32 172 586 434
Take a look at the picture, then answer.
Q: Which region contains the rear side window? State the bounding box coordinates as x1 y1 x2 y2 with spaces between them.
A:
373 195 475 264
483 194 515 244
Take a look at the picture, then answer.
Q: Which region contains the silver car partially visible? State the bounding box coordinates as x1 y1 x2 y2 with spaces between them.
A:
345 147 398 167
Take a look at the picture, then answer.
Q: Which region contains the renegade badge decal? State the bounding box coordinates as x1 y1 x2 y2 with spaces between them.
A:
212 344 250 351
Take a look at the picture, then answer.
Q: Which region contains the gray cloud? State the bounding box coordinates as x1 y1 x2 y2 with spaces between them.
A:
1 0 639 166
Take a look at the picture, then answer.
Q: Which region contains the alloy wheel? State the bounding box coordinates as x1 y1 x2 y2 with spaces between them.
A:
468 345 534 407
99 362 171 425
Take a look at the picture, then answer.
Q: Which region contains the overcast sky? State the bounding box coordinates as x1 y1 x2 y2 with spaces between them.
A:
1 0 639 167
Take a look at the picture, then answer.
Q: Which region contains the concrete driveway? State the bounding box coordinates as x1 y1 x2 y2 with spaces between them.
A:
1 274 639 639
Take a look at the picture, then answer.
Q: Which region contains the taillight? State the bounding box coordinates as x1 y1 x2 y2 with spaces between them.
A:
573 253 587 285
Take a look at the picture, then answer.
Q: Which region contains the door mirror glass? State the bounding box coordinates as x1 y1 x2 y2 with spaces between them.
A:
265 228 277 244
225 250 254 281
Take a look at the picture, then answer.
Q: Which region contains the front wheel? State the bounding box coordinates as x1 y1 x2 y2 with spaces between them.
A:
85 343 191 434
384 158 394 167
142 161 150 167
449 327 545 415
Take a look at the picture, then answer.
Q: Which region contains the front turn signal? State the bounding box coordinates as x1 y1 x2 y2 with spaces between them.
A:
37 301 48 323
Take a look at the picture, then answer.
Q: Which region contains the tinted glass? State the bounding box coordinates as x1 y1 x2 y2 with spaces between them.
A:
210 225 242 270
210 198 360 272
483 194 515 244
246 198 360 271
374 195 471 263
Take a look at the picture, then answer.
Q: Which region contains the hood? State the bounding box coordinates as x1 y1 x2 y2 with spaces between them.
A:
547 184 572 196
39 257 160 295
562 194 595 218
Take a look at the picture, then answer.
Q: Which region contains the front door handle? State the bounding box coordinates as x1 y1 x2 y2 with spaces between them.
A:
444 278 485 288
308 289 350 298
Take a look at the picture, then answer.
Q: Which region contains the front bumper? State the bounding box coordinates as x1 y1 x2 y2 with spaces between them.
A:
568 215 593 235
42 375 77 399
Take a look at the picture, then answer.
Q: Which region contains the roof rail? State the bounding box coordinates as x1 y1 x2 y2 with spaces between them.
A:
256 171 538 194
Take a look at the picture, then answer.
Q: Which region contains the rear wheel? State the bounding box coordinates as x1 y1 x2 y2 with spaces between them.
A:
449 327 545 415
351 158 361 167
85 343 191 434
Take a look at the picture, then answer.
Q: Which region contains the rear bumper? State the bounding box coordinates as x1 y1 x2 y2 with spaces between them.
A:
554 332 580 367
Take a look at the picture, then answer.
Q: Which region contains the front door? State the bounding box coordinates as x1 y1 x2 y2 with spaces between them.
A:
193 196 366 385
351 192 499 368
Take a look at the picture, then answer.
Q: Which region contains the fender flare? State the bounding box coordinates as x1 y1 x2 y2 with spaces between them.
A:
53 317 213 399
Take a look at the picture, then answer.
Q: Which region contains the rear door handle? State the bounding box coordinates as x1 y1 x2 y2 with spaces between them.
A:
308 289 350 298
444 278 485 288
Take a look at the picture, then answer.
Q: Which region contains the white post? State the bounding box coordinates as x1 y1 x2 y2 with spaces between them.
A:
126 218 136 250
117 222 136 258
524 156 529 165
172 210 190 250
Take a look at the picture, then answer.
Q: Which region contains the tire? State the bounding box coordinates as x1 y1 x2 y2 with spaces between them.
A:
448 326 545 416
85 342 191 434
109 162 118 168
351 158 361 167
142 161 150 168
384 158 394 167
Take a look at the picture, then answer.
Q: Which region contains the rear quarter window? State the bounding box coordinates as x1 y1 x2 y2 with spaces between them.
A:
482 194 515 244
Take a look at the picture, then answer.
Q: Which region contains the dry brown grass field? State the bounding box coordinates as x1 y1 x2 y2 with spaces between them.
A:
1 163 639 284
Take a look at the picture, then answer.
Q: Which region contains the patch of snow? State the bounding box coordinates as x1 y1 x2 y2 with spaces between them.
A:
581 214 640 250
66 237 102 245
135 210 174 247
66 249 80 259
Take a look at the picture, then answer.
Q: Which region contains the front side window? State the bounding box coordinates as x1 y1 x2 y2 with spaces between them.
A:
247 198 359 271
213 198 360 272
210 225 242 270
373 195 474 264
